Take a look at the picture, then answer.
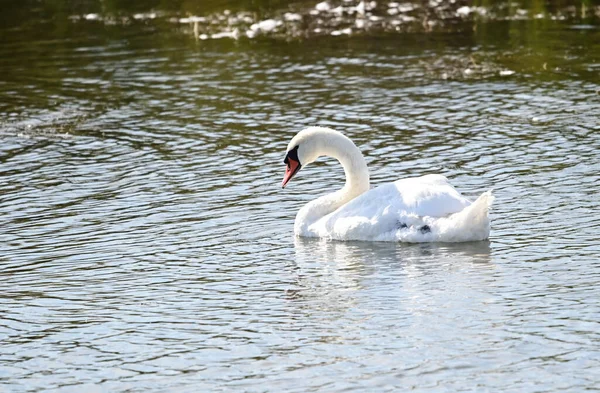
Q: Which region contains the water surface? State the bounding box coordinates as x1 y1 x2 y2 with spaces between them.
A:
1 4 600 392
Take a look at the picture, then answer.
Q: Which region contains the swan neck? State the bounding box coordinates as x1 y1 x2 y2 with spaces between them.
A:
293 130 370 235
341 156 369 197
326 137 370 200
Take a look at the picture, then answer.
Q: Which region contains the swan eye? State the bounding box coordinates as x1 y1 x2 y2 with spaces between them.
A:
283 145 300 166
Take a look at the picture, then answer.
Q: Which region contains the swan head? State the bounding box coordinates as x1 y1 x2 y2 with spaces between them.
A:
281 127 331 188
282 145 302 188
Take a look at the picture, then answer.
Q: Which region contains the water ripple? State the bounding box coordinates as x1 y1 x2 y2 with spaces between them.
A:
1 17 600 393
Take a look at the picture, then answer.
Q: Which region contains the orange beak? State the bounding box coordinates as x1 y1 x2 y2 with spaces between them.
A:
282 157 301 188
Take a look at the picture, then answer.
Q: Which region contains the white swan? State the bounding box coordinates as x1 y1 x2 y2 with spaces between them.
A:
281 127 493 242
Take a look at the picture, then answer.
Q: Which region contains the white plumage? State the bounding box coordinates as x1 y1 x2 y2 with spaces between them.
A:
282 127 493 242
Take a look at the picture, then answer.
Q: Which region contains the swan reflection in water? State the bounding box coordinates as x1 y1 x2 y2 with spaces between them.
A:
293 237 492 272
288 237 494 320
285 238 501 373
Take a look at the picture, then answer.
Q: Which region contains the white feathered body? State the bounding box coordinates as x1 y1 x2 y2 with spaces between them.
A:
295 174 493 242
284 127 493 243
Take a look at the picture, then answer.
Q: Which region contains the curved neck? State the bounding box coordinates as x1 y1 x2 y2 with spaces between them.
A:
295 131 370 232
330 140 370 201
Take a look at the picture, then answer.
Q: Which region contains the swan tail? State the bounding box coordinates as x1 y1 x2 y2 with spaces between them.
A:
467 190 494 220
439 190 494 242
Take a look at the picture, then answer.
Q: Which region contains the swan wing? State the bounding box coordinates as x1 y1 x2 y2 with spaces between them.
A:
309 175 473 238
389 174 471 217
337 174 470 217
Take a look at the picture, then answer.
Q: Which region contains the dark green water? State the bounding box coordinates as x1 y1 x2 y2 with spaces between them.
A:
1 1 599 392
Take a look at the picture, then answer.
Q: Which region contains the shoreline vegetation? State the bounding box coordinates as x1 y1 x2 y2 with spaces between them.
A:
3 0 600 41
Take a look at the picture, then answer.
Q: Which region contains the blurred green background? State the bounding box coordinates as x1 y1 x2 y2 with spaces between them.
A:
2 0 599 27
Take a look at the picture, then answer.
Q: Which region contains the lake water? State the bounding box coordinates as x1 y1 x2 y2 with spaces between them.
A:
1 2 600 392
